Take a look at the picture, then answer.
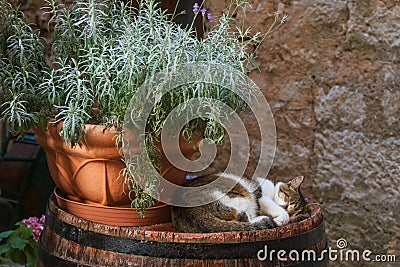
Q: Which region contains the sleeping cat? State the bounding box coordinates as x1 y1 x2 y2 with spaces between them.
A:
171 173 308 233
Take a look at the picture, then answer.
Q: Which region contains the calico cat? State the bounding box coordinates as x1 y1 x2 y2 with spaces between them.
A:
171 173 308 233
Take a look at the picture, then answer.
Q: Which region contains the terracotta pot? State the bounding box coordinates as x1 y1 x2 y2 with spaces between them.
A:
34 121 200 207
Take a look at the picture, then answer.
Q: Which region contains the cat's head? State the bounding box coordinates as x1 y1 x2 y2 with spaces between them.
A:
276 176 307 216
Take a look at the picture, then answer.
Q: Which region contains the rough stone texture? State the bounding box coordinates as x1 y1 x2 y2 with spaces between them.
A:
10 0 400 265
206 0 400 264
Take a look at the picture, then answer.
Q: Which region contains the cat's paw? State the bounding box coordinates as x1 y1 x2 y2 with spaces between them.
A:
249 215 269 223
273 213 289 226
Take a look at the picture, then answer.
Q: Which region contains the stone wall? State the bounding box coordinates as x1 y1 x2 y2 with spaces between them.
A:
11 0 399 264
206 0 400 264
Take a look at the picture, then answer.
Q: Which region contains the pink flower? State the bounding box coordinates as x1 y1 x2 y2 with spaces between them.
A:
22 215 45 242
40 214 45 224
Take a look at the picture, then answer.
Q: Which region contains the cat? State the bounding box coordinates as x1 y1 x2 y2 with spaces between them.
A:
171 173 308 233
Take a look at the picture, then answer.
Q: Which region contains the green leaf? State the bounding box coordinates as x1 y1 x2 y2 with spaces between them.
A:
19 225 33 239
25 245 38 267
15 222 24 227
0 230 13 240
0 243 11 255
8 235 28 250
7 248 26 265
28 238 39 251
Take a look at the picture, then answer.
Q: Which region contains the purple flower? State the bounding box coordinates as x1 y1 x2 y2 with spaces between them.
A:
193 3 200 12
71 68 77 75
22 215 45 242
200 8 207 15
207 13 213 22
40 214 45 224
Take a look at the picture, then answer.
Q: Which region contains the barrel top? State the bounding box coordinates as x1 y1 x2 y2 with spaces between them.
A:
48 195 323 244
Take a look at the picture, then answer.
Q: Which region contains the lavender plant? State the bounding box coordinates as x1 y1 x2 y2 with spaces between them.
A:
0 0 50 135
1 0 287 213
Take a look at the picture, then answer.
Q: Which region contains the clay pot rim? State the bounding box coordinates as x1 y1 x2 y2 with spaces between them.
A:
54 187 167 211
36 119 121 132
38 120 202 147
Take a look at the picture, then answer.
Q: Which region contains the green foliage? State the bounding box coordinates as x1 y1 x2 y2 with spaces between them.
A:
41 0 259 146
0 0 50 136
0 223 39 267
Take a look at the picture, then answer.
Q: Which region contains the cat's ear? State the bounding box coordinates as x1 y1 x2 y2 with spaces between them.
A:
289 176 304 190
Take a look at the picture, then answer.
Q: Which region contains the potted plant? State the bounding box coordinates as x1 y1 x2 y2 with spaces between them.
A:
0 215 45 267
1 0 287 224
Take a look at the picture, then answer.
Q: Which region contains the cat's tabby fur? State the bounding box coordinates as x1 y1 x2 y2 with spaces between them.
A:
171 173 308 233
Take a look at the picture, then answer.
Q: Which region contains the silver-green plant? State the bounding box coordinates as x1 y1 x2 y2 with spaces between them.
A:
0 0 287 214
0 0 50 135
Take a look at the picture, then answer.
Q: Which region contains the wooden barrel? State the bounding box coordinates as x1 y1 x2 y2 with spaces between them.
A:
38 196 327 267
